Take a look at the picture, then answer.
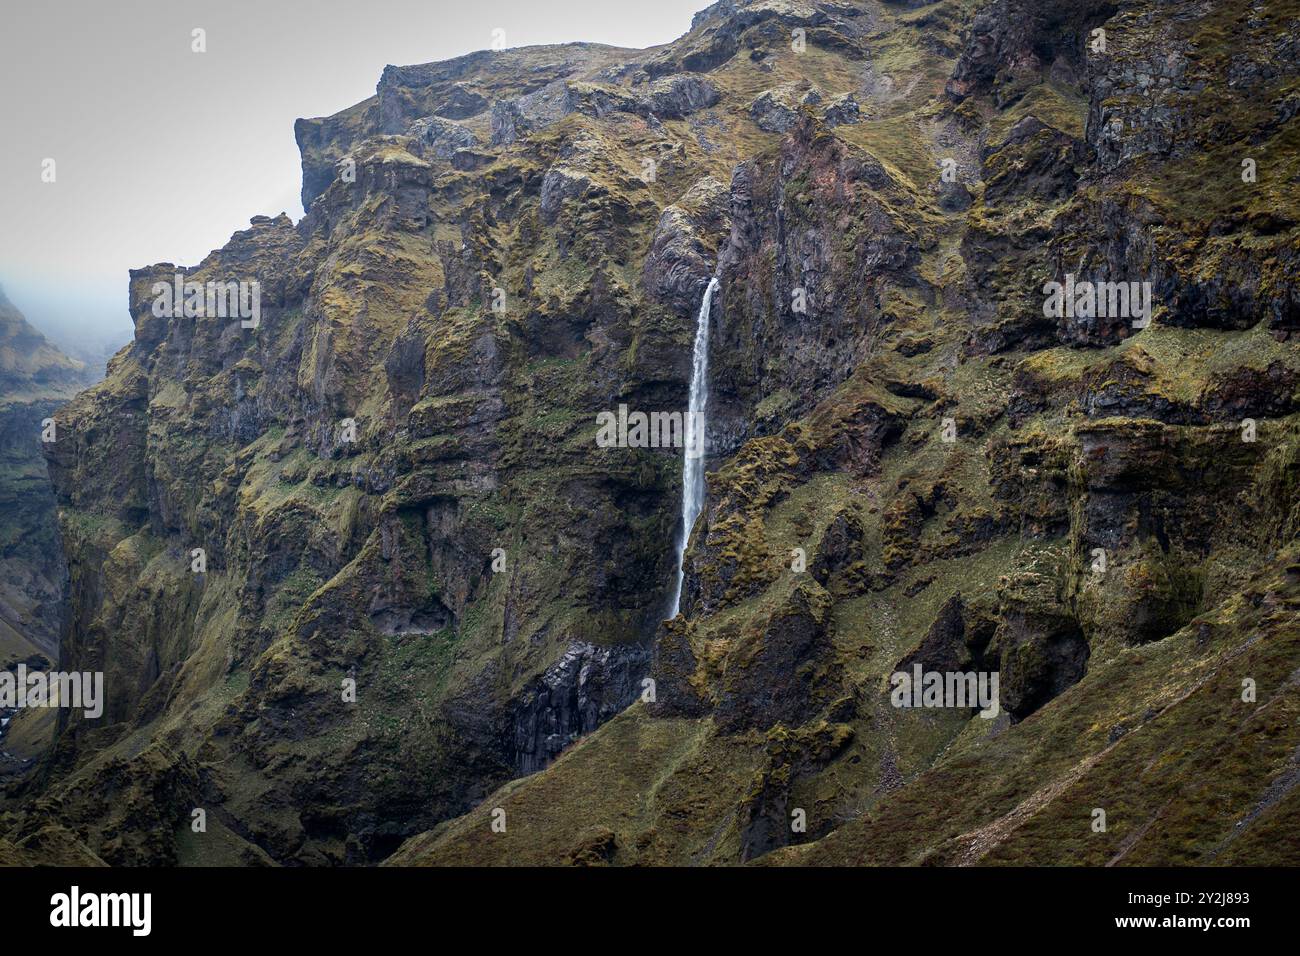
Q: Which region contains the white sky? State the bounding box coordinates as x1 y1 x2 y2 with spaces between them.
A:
0 0 709 358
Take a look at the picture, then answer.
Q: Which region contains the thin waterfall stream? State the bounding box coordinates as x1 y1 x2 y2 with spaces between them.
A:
668 276 719 619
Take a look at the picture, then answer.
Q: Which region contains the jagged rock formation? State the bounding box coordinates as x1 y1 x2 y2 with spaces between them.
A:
4 0 1299 867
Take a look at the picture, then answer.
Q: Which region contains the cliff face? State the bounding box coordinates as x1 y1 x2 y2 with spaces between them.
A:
4 0 1299 866
0 286 92 664
0 287 93 779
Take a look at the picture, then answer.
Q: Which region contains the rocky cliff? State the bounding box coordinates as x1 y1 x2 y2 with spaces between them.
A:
3 0 1299 867
0 286 93 780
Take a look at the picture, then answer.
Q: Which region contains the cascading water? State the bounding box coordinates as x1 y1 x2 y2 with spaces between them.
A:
668 276 720 619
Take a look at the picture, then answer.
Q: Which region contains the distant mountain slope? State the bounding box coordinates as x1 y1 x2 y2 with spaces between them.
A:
0 285 91 405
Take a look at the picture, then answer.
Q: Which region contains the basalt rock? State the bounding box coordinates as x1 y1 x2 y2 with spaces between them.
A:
643 175 731 314
406 115 478 158
749 84 823 133
896 593 998 677
512 640 650 774
713 581 842 733
946 0 1116 104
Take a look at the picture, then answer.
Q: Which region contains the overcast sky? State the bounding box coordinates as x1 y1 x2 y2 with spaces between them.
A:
0 0 707 363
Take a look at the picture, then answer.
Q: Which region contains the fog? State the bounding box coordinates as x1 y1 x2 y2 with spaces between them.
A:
0 0 706 368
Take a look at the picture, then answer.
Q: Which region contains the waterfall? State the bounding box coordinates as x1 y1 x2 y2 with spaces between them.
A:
668 276 719 619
